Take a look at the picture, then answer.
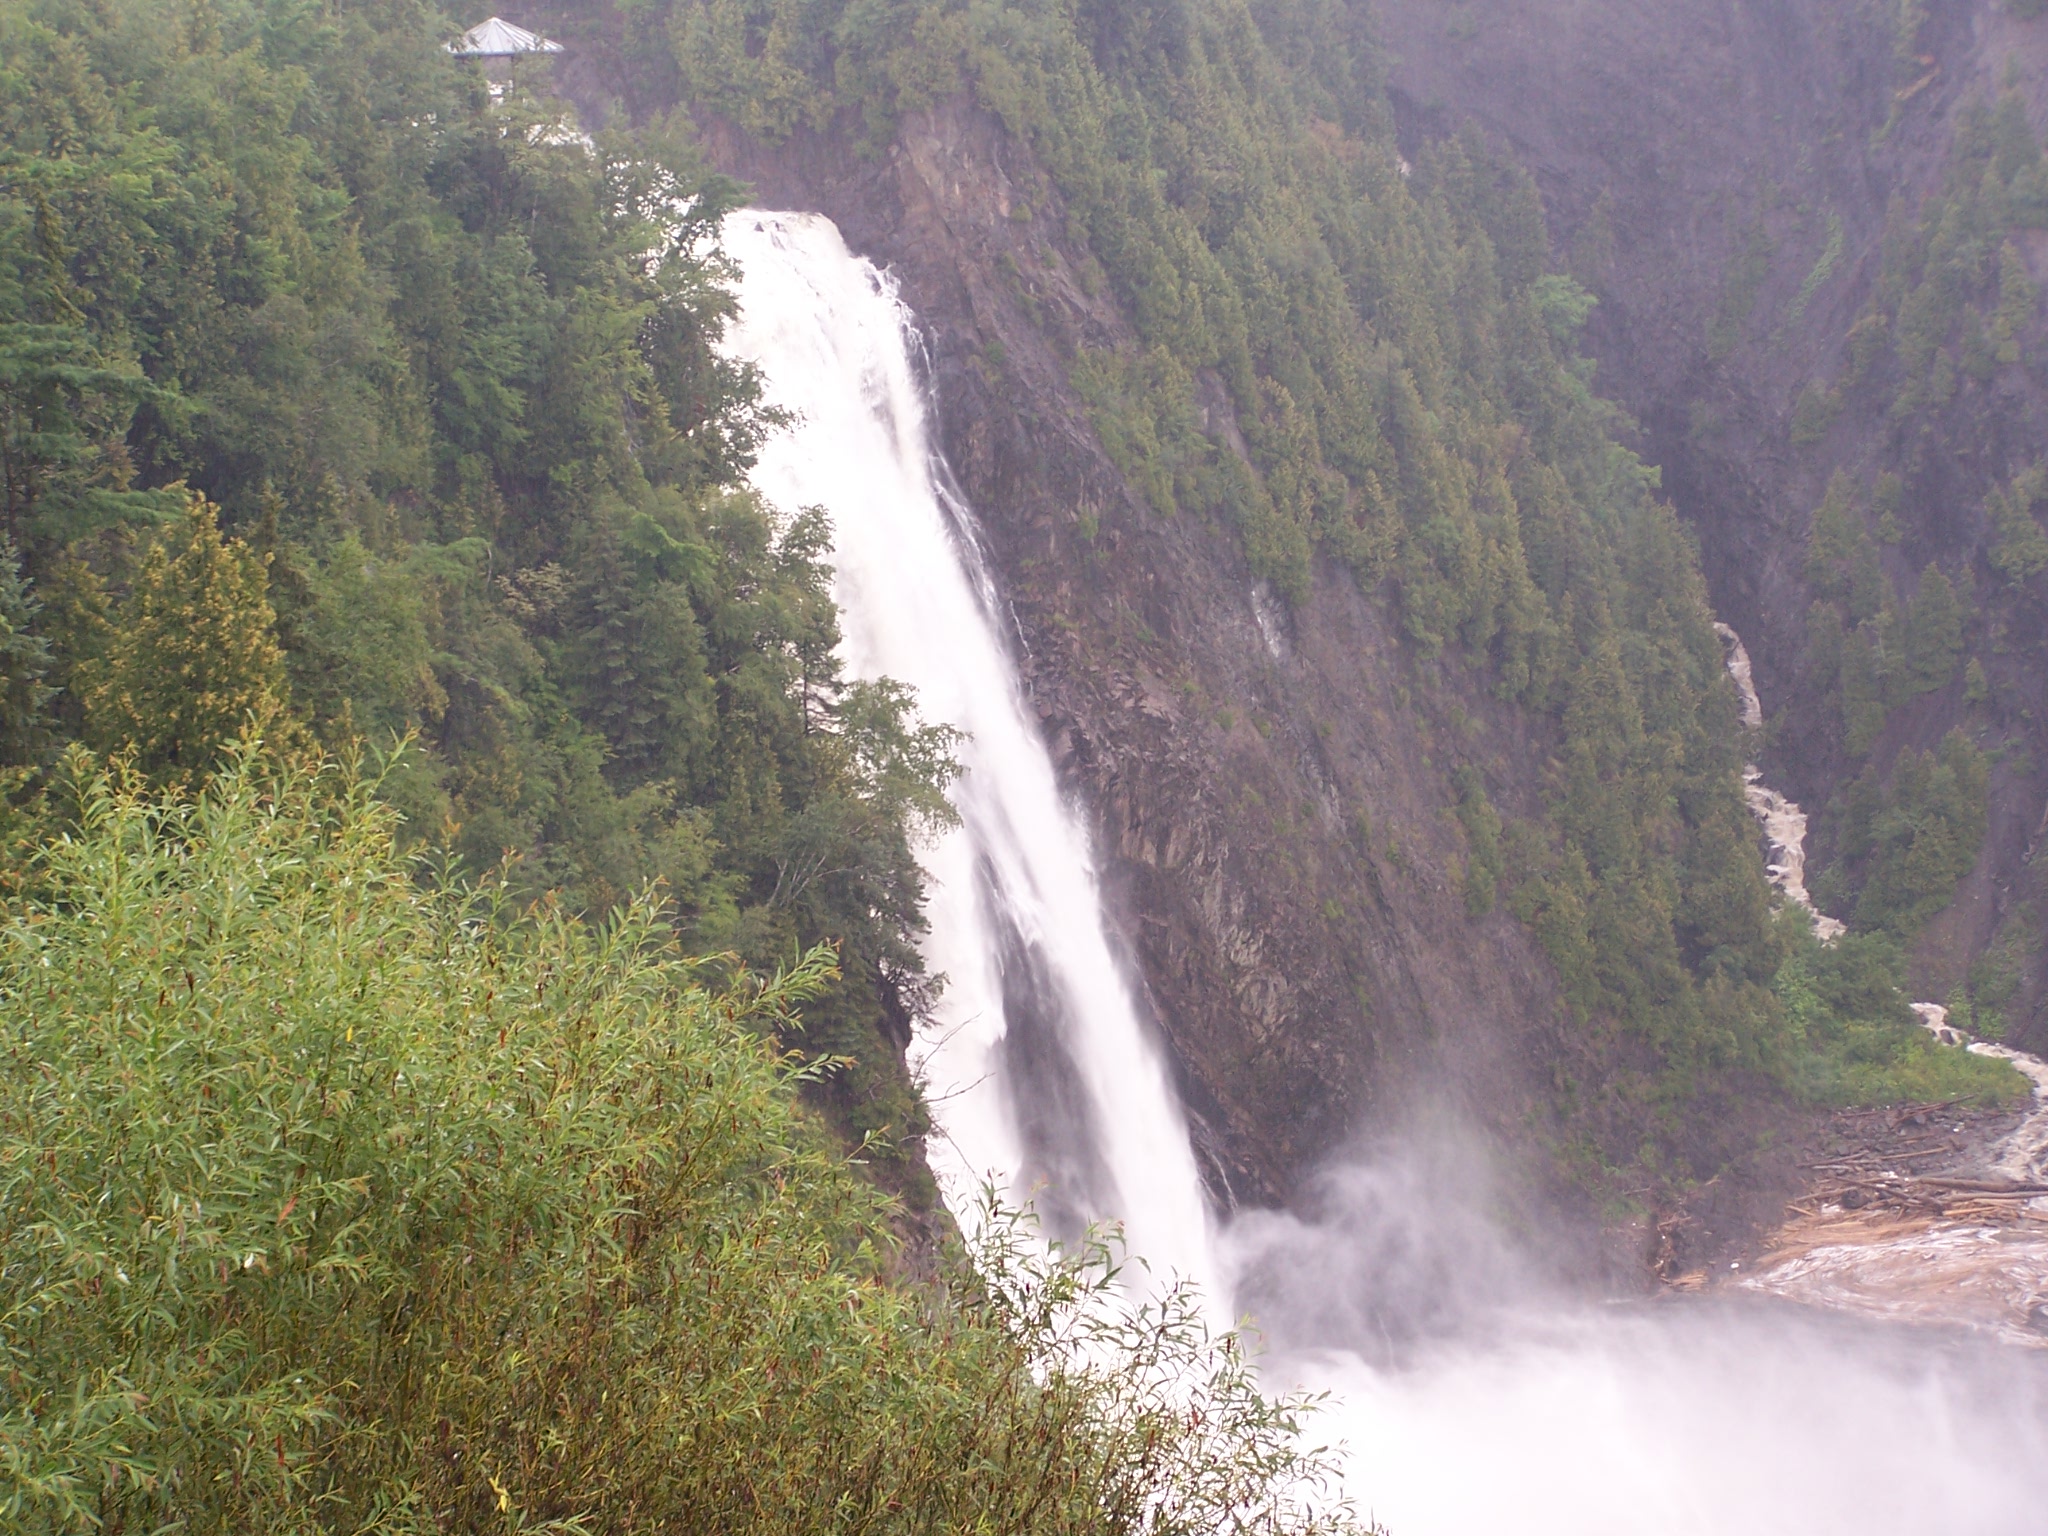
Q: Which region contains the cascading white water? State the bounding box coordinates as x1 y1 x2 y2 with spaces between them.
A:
1714 623 2048 1185
1714 623 1845 940
720 208 2048 1535
1707 623 2048 1357
717 209 1218 1306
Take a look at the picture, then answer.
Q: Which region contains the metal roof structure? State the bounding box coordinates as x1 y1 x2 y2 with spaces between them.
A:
448 17 563 57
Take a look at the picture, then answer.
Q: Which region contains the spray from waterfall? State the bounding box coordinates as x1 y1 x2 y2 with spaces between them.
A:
717 209 1218 1307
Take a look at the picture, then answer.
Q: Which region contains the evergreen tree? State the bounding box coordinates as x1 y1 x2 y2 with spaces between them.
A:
1872 470 1905 541
1989 464 2048 582
1841 626 1888 756
1804 470 1859 598
1850 731 1991 939
1847 528 1891 625
1903 563 1963 694
0 540 51 765
77 497 292 783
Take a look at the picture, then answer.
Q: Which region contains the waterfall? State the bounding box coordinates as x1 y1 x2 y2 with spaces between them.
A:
717 209 1219 1305
718 209 2048 1536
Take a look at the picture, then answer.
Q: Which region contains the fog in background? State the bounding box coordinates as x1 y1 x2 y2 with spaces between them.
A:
1224 1130 2048 1536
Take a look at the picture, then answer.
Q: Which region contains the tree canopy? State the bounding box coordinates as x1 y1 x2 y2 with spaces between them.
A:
0 750 1362 1534
0 0 962 1169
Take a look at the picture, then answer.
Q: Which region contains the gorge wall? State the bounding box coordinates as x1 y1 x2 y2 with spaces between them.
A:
530 0 2047 1231
1375 0 2048 1050
684 98 1577 1210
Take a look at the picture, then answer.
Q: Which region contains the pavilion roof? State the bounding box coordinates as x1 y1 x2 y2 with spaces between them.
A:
448 17 563 57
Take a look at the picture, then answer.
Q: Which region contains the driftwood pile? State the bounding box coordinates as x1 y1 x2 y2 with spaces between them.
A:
1787 1099 2048 1227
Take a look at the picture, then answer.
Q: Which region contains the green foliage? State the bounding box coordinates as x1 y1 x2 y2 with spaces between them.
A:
1840 625 1888 756
0 0 960 1165
1988 461 2048 582
1872 84 2045 422
1453 763 1502 916
0 0 1980 1190
76 496 294 784
1789 382 1840 446
0 752 1366 1534
1992 241 2035 362
1775 931 2024 1106
1965 655 1990 704
1531 272 1597 342
1968 899 2037 1039
1804 470 1862 598
1841 729 1991 940
1068 345 1214 522
1873 469 1905 525
650 0 1816 1156
1709 214 1775 359
1901 562 1964 694
655 0 1933 1171
0 539 50 764
1801 472 1928 756
0 323 178 542
1789 211 1844 321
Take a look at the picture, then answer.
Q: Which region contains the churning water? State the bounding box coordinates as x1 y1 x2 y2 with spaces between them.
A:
720 208 2048 1534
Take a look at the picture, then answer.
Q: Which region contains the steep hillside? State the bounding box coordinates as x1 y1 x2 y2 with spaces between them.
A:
532 0 2021 1221
1374 0 2048 1052
4 0 2021 1236
0 0 962 1205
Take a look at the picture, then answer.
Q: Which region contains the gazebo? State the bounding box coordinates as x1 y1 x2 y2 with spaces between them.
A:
448 17 563 88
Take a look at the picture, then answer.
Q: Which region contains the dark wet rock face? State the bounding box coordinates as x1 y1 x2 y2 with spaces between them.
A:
678 98 1578 1211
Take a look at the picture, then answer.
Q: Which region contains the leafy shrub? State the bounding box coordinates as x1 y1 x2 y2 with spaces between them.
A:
1776 932 2024 1106
0 749 1365 1534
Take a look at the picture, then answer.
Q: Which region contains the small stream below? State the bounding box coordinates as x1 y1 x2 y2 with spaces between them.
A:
1713 624 2048 1350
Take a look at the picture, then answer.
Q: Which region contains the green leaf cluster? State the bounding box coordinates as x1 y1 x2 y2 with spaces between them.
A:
0 0 960 1163
0 750 1368 1534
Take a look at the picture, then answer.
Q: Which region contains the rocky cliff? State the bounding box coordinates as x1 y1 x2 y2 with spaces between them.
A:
688 98 1588 1208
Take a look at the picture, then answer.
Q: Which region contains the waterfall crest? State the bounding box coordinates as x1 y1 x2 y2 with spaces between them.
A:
718 210 1218 1305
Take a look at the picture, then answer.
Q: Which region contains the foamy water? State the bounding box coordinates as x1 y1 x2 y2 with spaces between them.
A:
1715 623 1845 940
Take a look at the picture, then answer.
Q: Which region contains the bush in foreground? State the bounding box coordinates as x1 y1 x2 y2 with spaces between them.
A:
0 750 1363 1533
